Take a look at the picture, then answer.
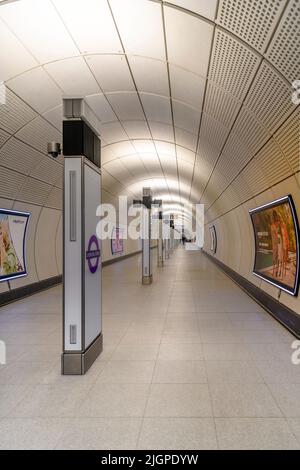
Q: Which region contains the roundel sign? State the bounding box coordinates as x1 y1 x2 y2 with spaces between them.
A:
86 235 101 274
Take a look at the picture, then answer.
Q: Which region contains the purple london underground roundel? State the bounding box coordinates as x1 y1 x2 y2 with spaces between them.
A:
86 235 101 274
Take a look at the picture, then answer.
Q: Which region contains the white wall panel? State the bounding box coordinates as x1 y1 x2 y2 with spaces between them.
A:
139 153 163 177
0 0 79 62
45 57 99 96
173 100 200 135
107 141 136 158
121 155 148 179
165 6 213 76
52 0 122 54
159 154 178 179
155 141 176 158
148 122 173 142
175 127 197 152
85 94 117 124
122 121 151 140
101 146 117 165
7 67 62 114
0 17 37 81
106 92 144 121
132 139 156 154
109 0 166 60
35 207 61 280
176 146 195 165
104 158 135 185
100 122 128 144
43 105 63 132
170 65 205 109
164 0 218 20
129 56 169 96
140 93 172 124
87 54 134 92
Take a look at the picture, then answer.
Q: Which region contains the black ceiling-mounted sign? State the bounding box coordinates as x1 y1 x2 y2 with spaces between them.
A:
63 120 101 168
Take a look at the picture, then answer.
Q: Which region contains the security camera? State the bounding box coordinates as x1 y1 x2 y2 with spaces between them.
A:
47 142 61 158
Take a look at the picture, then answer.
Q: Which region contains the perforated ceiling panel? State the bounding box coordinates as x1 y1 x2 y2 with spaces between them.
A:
30 156 63 186
45 186 62 210
17 177 53 205
244 61 295 134
16 116 61 154
214 185 240 213
231 173 255 203
0 166 26 200
230 107 270 156
0 128 10 148
0 137 43 175
0 88 36 134
217 0 286 52
204 83 241 129
199 114 230 155
274 107 300 173
266 0 300 81
254 137 292 185
237 158 268 196
209 29 261 101
216 139 250 186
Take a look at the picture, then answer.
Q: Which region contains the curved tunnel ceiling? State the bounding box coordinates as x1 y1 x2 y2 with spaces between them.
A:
0 0 299 222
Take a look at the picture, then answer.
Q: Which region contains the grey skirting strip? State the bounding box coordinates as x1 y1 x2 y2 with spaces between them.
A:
0 275 62 308
204 251 300 339
0 246 158 307
102 245 157 267
102 249 142 266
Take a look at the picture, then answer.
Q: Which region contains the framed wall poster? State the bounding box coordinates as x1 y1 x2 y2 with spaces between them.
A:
111 226 124 255
249 195 300 296
209 225 217 254
0 208 30 282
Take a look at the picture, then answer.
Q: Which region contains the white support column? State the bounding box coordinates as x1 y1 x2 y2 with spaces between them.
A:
170 214 175 252
157 208 164 267
163 216 170 260
142 187 152 285
62 98 102 375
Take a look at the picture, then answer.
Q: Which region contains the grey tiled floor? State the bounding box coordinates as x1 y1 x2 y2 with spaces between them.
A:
0 247 299 449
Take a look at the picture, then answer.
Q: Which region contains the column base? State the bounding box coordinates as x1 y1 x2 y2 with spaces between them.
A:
142 275 153 285
61 332 103 375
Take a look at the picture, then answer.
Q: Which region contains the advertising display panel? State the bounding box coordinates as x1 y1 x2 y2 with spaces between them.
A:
249 196 299 296
0 209 30 282
111 226 124 255
209 225 217 254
